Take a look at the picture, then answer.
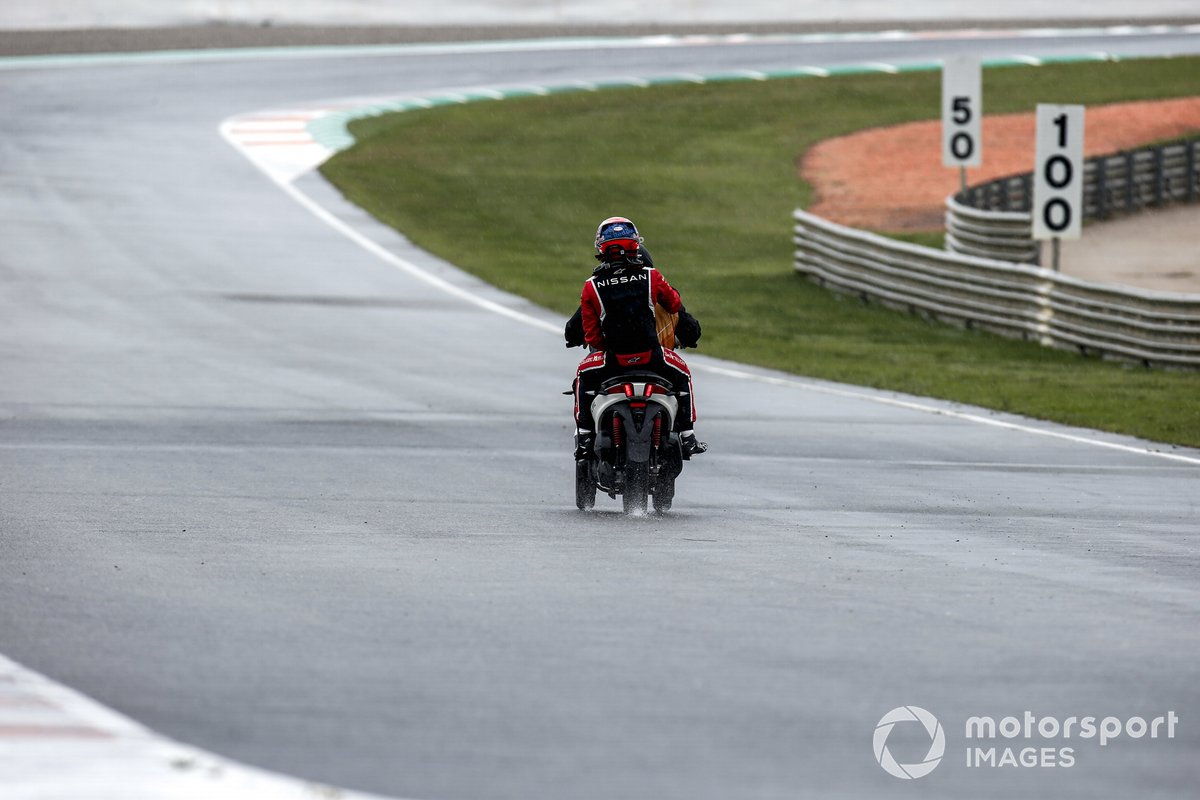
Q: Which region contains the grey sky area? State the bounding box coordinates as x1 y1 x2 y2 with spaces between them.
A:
4 0 1200 29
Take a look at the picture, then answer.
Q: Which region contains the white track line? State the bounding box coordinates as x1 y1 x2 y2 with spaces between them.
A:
696 363 1200 465
223 122 563 335
0 654 403 800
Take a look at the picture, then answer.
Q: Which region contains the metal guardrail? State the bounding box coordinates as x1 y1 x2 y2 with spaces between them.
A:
945 137 1200 264
793 208 1200 367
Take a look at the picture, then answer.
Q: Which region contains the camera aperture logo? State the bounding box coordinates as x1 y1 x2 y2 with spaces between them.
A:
874 706 946 779
874 706 1180 778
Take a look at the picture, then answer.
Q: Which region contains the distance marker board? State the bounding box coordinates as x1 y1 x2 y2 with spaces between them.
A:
942 56 982 169
1032 104 1085 240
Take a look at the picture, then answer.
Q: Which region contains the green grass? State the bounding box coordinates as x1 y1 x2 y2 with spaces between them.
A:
321 57 1200 447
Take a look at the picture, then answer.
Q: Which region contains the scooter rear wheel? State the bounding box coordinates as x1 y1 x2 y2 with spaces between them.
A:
622 461 649 515
652 477 674 514
575 460 596 510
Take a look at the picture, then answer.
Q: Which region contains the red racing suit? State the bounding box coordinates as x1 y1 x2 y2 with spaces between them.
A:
573 259 697 432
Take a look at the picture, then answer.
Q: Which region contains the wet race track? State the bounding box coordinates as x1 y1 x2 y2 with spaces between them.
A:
2 27 1200 799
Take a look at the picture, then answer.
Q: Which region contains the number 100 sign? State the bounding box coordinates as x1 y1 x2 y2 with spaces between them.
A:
1032 104 1086 240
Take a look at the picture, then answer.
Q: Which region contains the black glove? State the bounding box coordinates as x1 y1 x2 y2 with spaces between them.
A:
564 306 586 347
675 307 701 348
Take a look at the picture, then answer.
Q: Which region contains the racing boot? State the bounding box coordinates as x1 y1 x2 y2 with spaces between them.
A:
680 430 707 459
574 430 596 461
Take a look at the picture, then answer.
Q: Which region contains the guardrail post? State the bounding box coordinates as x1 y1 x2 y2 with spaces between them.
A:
1095 157 1108 220
1187 139 1197 203
1153 146 1166 207
1125 151 1137 213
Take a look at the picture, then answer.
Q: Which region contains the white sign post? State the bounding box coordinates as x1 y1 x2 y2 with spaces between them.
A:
942 56 982 191
1032 104 1085 270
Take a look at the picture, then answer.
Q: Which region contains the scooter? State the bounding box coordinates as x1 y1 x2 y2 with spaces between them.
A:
575 372 685 515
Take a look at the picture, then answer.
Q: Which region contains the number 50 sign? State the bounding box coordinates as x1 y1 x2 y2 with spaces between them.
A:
942 56 981 168
1032 105 1085 240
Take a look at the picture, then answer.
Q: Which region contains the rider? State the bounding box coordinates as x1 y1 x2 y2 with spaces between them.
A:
571 216 707 460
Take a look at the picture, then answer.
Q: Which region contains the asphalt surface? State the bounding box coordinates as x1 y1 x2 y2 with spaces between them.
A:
2 30 1199 800
5 0 1200 30
7 18 1200 56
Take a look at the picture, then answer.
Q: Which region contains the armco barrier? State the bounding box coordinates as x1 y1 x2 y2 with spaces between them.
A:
944 197 1039 263
793 208 1200 367
945 137 1200 264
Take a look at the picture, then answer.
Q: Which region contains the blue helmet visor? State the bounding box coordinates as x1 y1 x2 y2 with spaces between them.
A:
597 221 640 246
